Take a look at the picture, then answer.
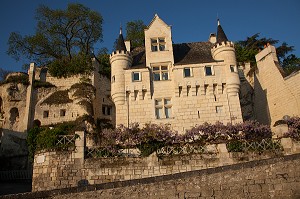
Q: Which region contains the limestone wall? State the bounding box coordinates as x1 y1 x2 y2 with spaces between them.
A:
254 45 300 125
31 131 300 192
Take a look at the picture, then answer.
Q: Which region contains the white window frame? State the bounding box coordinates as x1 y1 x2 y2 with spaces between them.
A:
204 65 214 76
151 37 166 52
132 72 141 82
183 67 192 77
155 98 172 119
152 65 169 81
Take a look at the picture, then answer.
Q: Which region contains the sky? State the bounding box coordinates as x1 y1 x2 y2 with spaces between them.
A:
1 0 300 72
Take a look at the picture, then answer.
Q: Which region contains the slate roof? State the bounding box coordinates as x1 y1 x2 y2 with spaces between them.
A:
216 23 228 44
115 33 127 51
130 42 217 69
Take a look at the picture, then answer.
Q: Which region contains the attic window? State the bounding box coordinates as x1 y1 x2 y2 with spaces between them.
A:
132 72 141 81
205 66 214 76
151 38 166 52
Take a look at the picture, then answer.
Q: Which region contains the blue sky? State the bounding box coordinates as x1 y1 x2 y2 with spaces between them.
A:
1 0 300 72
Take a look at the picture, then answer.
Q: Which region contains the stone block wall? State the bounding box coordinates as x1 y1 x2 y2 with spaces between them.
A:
32 131 300 192
254 45 300 125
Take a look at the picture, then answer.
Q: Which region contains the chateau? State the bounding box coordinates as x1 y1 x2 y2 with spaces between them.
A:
110 15 242 132
1 14 300 170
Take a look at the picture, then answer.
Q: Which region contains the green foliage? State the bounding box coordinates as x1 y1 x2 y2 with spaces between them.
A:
27 126 42 160
235 33 299 76
0 73 29 85
48 53 93 78
7 3 103 75
226 140 244 152
96 48 111 78
33 80 56 89
125 20 146 48
137 141 165 157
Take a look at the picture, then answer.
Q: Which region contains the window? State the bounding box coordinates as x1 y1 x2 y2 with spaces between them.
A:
112 75 115 83
155 98 172 119
60 109 66 117
151 38 166 52
132 72 141 81
230 65 236 72
43 110 49 118
216 106 223 113
184 68 192 77
102 105 112 116
153 65 169 81
205 66 213 76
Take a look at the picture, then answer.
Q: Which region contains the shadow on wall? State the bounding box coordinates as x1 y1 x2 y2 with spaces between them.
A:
254 74 271 125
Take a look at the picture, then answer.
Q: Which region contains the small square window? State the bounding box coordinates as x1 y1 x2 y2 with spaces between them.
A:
43 111 49 118
184 68 191 77
132 72 141 81
60 109 66 117
216 106 223 113
205 66 213 76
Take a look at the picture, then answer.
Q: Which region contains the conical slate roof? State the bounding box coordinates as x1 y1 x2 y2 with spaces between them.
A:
216 19 228 44
115 28 127 51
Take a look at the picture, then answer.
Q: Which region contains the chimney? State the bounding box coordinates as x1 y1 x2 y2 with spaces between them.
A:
209 33 216 43
125 40 131 52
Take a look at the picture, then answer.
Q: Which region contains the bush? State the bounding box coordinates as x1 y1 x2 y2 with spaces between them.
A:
284 116 300 140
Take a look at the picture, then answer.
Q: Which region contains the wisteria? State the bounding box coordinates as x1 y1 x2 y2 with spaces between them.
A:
283 117 300 140
91 120 273 156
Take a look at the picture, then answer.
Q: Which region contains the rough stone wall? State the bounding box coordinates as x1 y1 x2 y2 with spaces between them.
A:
32 135 299 192
254 45 300 125
51 154 300 199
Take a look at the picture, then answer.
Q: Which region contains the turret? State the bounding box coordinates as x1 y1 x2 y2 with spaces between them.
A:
211 19 240 96
110 28 132 105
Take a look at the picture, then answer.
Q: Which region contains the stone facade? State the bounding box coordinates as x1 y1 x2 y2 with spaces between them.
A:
253 45 300 126
110 15 243 133
0 59 113 169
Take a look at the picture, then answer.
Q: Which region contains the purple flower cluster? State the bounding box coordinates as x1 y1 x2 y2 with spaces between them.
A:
284 117 300 140
96 121 272 150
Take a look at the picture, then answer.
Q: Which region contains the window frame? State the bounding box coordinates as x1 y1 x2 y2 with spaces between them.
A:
204 65 214 76
183 67 192 77
132 72 141 82
151 37 166 52
155 98 172 119
152 65 169 81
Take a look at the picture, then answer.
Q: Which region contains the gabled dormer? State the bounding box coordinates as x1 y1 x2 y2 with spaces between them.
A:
144 14 174 67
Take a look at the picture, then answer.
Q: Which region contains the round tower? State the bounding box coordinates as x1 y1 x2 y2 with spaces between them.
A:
211 19 240 96
110 29 132 105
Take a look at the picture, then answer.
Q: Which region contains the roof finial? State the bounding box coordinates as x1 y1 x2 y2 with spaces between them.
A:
119 23 122 35
217 18 220 26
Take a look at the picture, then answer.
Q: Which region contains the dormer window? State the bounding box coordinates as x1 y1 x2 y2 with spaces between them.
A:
151 37 166 52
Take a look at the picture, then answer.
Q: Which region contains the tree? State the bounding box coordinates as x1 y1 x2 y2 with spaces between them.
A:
235 33 299 76
0 68 11 81
96 48 111 78
7 3 103 77
125 20 146 48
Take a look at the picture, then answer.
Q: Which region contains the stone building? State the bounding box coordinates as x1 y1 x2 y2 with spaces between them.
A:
0 59 113 169
110 14 243 132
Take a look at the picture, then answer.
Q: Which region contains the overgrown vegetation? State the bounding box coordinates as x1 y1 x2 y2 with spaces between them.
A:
27 115 93 159
0 73 29 86
41 90 73 105
284 117 300 140
33 80 56 89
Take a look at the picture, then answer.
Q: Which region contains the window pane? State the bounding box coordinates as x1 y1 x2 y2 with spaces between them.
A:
151 39 157 44
154 73 160 81
158 38 165 43
161 66 168 70
162 72 168 80
151 45 158 52
133 72 140 81
155 108 162 119
184 68 191 77
165 107 171 118
153 66 160 71
159 44 165 51
205 66 212 76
